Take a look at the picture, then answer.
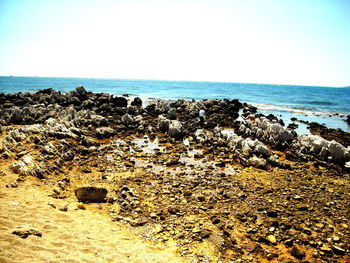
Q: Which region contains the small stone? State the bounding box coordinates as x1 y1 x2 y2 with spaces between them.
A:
267 235 277 244
320 246 333 254
59 204 68 212
12 228 42 239
53 187 61 195
150 213 157 218
192 227 201 233
302 227 312 235
291 244 305 259
153 225 163 234
48 202 56 209
129 219 148 227
332 236 340 242
332 245 346 255
77 204 86 210
266 210 278 218
294 195 303 200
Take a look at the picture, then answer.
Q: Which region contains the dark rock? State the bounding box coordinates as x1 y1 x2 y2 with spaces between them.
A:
12 228 42 239
96 127 115 139
75 187 107 203
112 96 128 108
75 85 87 98
332 245 346 255
291 244 306 259
131 97 142 107
122 114 134 126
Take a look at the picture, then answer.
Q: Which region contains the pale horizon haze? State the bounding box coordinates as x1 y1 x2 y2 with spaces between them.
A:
1 0 350 87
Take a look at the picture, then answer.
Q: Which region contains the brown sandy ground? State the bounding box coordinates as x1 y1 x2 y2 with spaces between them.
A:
0 172 188 263
1 129 349 263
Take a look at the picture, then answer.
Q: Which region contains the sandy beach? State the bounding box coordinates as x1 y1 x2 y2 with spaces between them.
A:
0 87 349 262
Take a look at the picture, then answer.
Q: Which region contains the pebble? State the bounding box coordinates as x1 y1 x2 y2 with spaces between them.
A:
77 204 86 210
290 244 305 259
48 201 56 209
332 245 346 255
59 204 68 212
267 235 277 244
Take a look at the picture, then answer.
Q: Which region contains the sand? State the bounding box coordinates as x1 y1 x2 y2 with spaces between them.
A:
0 175 187 263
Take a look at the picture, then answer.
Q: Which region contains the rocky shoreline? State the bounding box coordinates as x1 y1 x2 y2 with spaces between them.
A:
0 86 349 262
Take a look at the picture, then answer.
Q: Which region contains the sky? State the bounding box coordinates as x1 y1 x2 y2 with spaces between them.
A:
0 0 349 86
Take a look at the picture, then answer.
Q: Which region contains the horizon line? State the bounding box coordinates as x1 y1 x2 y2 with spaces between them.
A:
0 74 348 89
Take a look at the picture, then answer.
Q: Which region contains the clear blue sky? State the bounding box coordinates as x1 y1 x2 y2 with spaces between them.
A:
0 0 349 86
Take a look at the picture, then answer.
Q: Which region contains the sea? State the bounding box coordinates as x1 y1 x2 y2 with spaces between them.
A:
0 76 349 134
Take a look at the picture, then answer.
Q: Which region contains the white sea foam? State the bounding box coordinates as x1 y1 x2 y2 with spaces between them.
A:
250 102 347 118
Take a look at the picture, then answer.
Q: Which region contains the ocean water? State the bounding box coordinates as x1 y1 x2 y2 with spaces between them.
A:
0 76 349 133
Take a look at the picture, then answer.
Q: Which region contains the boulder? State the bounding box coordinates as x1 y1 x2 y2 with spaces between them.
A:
75 85 87 98
96 127 115 139
112 97 128 108
11 107 22 123
131 97 142 107
168 108 177 120
75 187 108 202
158 115 170 132
168 120 185 139
122 113 134 126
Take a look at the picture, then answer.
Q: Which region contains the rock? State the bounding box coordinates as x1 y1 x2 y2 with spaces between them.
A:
48 201 56 209
249 156 268 170
122 113 134 126
75 85 87 98
238 117 295 149
96 127 115 139
168 120 185 139
297 134 350 164
75 187 108 203
194 129 207 143
112 96 128 108
42 142 56 155
129 219 148 227
267 234 277 244
332 245 346 255
58 204 68 212
320 246 333 254
77 204 86 210
11 107 23 123
290 244 305 259
12 227 42 239
10 161 28 176
158 115 170 132
168 108 177 120
131 97 142 107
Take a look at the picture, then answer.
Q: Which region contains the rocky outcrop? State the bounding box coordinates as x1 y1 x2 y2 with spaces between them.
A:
227 133 271 159
296 134 350 165
9 155 46 178
238 117 295 149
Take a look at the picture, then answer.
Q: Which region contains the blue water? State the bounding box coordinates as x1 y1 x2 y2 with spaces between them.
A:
0 76 349 132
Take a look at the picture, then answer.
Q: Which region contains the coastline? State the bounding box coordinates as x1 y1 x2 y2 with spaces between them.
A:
0 86 349 262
